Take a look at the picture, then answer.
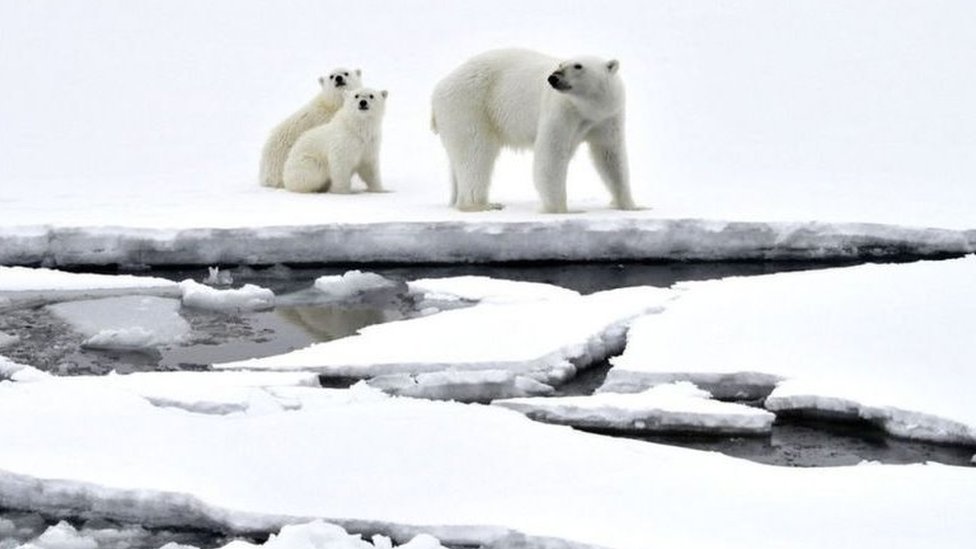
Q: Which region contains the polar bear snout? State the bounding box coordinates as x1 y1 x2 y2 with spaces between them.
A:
334 75 347 87
547 71 571 91
358 99 369 110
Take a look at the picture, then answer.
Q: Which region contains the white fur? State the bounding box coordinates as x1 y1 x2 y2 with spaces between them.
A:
431 49 636 213
282 88 387 194
259 68 363 188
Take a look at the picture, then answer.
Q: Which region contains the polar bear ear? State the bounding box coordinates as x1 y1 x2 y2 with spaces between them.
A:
606 60 620 74
355 68 362 76
380 90 388 99
318 76 325 86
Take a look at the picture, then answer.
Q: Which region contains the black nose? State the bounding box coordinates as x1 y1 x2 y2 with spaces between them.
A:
335 76 345 86
547 74 560 88
359 99 368 109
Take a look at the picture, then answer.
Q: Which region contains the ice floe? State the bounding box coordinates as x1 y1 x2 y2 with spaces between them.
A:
604 256 976 444
0 378 974 549
46 296 190 350
215 286 673 389
0 266 178 309
313 271 405 301
494 382 775 435
180 279 275 312
407 275 580 304
2 220 971 268
367 369 555 402
10 370 326 415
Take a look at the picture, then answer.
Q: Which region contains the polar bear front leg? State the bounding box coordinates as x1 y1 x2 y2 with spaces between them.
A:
588 118 638 210
533 122 574 214
357 155 386 192
328 157 357 194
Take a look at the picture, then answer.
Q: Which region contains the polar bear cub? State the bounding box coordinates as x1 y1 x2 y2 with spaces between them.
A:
282 88 388 194
431 49 637 213
259 67 363 188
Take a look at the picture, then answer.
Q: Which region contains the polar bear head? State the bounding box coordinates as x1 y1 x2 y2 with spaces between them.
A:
546 57 623 114
344 88 389 117
318 67 363 93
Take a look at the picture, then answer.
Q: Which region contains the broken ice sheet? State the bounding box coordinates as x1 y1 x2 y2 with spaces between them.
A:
46 295 190 350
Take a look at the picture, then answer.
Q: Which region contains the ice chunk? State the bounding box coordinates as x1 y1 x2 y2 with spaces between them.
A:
605 256 976 444
408 276 579 304
215 287 674 385
179 279 275 312
46 296 190 349
367 369 555 402
0 356 50 382
32 521 97 549
210 520 448 549
204 266 234 286
313 271 404 301
0 330 19 348
494 382 774 435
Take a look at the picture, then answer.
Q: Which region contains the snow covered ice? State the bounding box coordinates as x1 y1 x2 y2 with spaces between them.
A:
1 371 975 549
180 279 275 312
215 286 673 389
2 1 976 547
604 256 976 445
494 381 775 435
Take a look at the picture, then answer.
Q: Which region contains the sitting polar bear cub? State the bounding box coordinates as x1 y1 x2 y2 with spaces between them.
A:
259 67 363 188
431 49 637 213
282 88 388 194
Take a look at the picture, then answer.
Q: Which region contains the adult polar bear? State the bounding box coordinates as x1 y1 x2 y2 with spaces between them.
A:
431 49 637 213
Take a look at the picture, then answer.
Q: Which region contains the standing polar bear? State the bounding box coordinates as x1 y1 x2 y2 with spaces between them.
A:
431 49 637 213
259 67 363 188
282 88 388 194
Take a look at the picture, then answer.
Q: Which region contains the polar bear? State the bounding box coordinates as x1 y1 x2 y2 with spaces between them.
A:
431 49 637 213
259 67 363 188
282 88 388 194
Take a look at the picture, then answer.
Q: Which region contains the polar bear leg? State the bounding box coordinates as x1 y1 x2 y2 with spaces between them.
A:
357 157 385 192
444 137 502 211
533 126 573 214
588 120 638 210
283 155 330 193
259 135 288 188
328 157 357 194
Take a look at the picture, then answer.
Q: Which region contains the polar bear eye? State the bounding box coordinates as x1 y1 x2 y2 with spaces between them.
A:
369 94 374 99
573 64 583 70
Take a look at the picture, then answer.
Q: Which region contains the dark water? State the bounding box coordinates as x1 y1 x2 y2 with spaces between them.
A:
609 415 976 468
2 260 973 470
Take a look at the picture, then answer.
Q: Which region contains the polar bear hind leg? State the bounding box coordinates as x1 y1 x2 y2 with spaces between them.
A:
283 154 331 193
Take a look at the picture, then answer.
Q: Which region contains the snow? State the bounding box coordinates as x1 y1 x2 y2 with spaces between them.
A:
215 287 673 388
46 296 190 350
407 275 579 304
367 370 555 403
313 271 403 300
605 256 976 444
0 356 50 383
494 382 775 435
10 370 326 415
0 266 179 307
0 377 974 549
180 279 275 312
